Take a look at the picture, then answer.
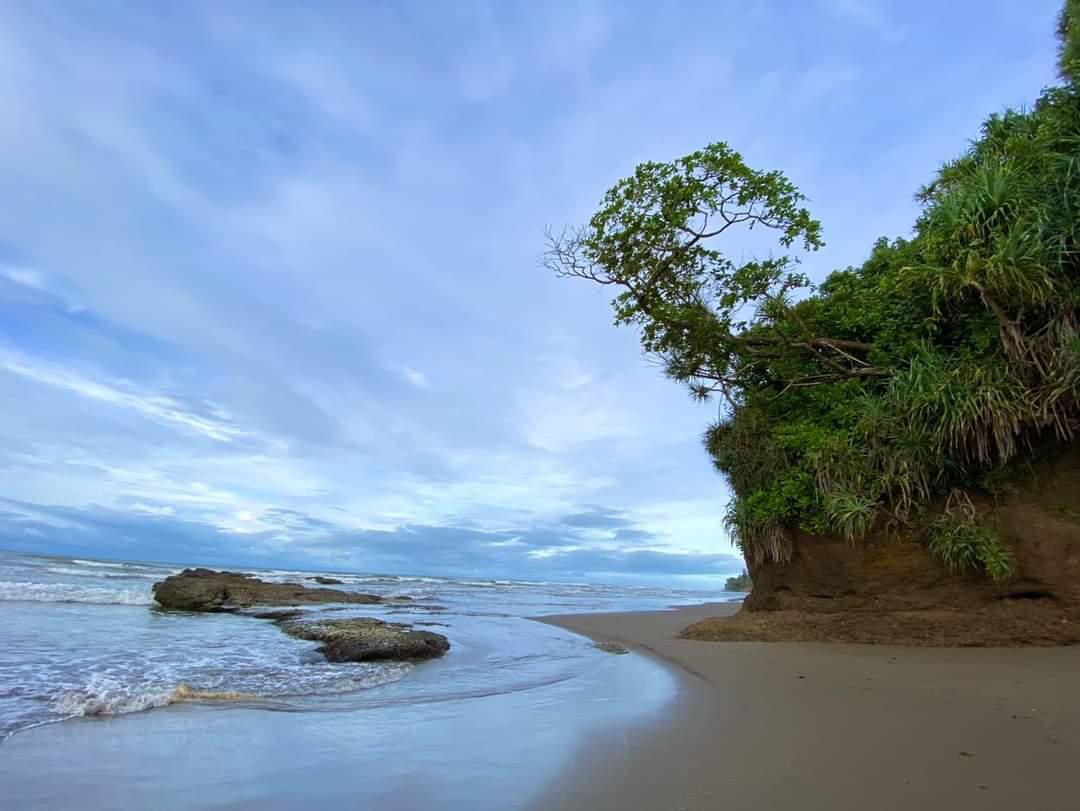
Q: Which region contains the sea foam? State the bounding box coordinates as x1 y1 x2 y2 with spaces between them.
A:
70 559 129 569
0 580 153 605
51 683 256 719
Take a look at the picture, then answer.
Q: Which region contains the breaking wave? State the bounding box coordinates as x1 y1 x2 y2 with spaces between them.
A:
46 566 165 580
70 559 130 569
0 580 153 605
51 683 257 719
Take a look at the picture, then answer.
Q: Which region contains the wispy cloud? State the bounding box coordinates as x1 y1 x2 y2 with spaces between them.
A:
1 265 46 290
0 352 251 443
395 365 431 390
0 0 1061 580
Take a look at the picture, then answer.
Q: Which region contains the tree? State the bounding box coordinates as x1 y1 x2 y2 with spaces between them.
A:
547 7 1080 578
725 570 752 592
541 143 883 411
1060 0 1080 81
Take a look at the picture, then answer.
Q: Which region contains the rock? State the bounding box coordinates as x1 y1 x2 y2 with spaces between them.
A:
280 617 451 662
152 568 382 611
594 640 630 655
310 576 344 585
385 603 446 615
247 609 306 622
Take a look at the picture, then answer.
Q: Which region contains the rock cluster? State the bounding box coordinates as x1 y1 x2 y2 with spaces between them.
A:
151 569 450 663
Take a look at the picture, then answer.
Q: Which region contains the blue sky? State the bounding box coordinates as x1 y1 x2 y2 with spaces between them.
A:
0 0 1063 584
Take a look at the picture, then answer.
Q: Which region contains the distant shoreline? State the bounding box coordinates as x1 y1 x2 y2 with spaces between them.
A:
533 603 1080 810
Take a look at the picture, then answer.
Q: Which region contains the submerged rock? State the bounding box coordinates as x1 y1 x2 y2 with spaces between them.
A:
593 640 630 655
247 609 306 622
280 617 451 662
152 568 382 611
310 576 344 585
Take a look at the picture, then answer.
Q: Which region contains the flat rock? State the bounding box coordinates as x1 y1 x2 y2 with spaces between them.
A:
310 576 344 585
152 568 382 611
280 617 451 662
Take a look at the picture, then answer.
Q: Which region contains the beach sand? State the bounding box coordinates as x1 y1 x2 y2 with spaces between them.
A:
535 603 1080 811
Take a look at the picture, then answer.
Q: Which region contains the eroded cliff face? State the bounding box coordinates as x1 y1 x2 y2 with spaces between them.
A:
685 446 1080 645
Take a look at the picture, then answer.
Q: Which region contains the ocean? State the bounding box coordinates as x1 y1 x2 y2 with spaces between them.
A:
0 550 738 809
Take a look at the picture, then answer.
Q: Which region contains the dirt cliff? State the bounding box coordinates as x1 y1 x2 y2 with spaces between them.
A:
685 446 1080 645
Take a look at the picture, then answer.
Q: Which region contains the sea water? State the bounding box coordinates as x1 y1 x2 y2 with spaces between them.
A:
0 551 738 809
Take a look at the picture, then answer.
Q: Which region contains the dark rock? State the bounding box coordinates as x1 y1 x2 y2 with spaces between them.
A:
280 617 450 662
247 609 305 621
152 568 382 611
310 576 344 585
593 640 630 655
385 603 446 615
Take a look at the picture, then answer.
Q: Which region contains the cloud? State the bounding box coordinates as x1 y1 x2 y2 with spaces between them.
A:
1 265 46 290
0 0 1061 581
0 499 743 580
394 365 430 389
130 503 175 517
826 0 905 42
0 351 253 443
561 506 633 530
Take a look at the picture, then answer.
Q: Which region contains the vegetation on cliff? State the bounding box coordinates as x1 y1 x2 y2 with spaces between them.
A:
725 571 752 592
547 4 1080 580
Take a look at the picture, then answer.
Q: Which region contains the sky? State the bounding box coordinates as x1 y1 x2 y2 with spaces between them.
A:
0 0 1064 585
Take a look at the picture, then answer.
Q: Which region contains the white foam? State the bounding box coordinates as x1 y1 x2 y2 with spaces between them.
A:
46 566 172 580
49 666 412 722
52 687 178 717
51 683 255 719
0 580 153 605
70 559 128 569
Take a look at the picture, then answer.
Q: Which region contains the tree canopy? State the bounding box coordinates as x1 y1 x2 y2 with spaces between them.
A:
724 570 752 592
547 5 1080 579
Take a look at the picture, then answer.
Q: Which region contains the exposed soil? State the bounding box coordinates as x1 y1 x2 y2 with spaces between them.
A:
695 443 1080 646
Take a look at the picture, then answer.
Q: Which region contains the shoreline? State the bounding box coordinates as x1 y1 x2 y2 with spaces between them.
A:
534 602 1080 810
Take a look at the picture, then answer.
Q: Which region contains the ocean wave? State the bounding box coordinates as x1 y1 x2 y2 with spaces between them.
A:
0 580 153 605
52 683 257 719
46 566 167 580
70 559 130 569
338 575 444 585
49 665 412 722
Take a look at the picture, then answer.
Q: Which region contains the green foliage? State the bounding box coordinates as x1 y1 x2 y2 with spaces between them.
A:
550 5 1080 576
929 515 1016 582
542 141 830 410
1060 0 1080 81
725 570 753 592
825 492 877 542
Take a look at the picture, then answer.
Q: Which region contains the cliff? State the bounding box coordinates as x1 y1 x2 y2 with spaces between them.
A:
685 446 1080 645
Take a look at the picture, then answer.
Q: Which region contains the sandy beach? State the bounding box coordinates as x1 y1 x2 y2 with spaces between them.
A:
536 603 1080 811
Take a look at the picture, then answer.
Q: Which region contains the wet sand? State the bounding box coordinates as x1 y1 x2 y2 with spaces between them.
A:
536 603 1080 811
